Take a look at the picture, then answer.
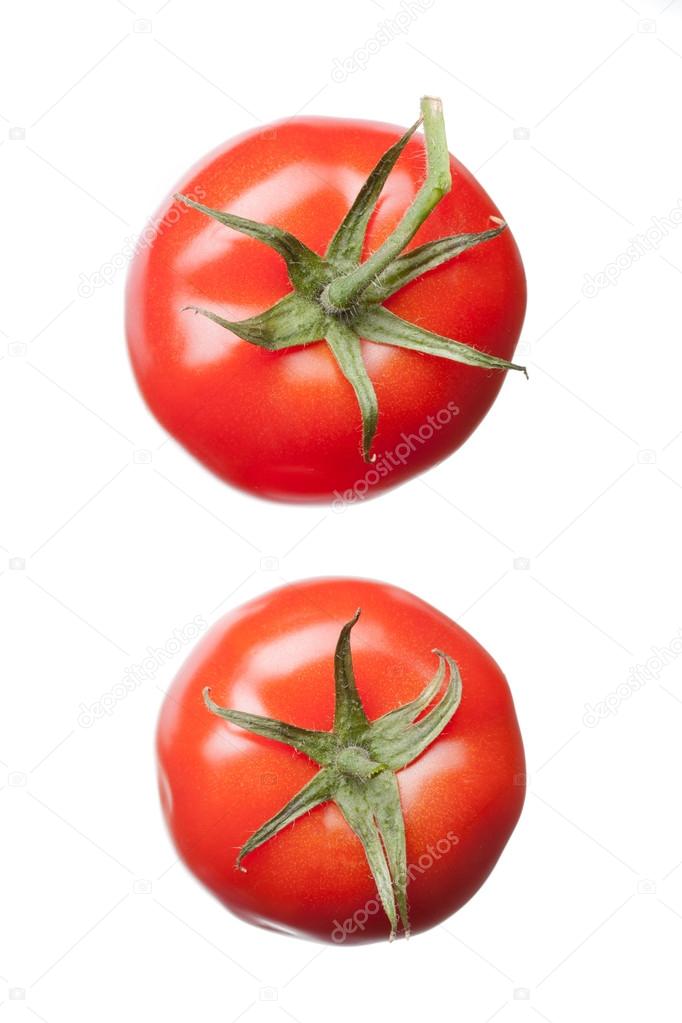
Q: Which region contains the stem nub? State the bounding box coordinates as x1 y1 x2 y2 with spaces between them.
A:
325 96 451 312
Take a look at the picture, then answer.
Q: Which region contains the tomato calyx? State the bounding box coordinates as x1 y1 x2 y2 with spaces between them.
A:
176 96 526 463
202 608 462 940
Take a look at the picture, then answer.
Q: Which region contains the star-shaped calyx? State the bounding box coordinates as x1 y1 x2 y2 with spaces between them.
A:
176 96 526 463
203 609 462 939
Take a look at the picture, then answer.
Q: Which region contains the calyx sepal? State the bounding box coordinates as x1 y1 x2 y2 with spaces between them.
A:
178 96 526 462
203 609 462 939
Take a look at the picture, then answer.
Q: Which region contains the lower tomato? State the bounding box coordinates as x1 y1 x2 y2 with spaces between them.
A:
127 105 526 502
156 578 525 944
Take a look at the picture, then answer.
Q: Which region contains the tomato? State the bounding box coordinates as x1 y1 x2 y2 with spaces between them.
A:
127 99 526 503
156 578 525 943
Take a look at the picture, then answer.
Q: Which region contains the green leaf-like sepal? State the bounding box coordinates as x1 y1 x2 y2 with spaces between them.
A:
203 687 337 764
325 118 422 270
185 291 326 350
236 769 333 870
364 771 410 935
363 222 507 303
325 323 379 463
369 651 447 736
367 652 461 769
331 608 370 738
175 194 328 296
334 774 400 937
356 305 528 376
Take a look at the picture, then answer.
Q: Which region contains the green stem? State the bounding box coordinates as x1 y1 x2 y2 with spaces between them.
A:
324 96 451 311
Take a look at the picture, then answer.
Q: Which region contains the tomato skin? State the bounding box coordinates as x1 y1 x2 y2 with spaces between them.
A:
126 116 526 502
157 578 525 944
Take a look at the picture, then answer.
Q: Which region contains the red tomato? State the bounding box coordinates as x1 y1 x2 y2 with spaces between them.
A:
127 110 526 502
157 578 525 944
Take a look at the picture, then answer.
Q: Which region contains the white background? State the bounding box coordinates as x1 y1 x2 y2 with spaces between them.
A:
3 0 682 1019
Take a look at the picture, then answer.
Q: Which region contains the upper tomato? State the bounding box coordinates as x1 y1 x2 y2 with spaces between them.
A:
156 577 525 944
127 98 526 502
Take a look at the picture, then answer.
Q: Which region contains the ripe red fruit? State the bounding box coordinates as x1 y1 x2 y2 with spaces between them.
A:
157 578 525 943
127 98 526 502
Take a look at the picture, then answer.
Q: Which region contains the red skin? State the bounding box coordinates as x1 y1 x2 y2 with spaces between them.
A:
157 578 525 944
126 117 526 502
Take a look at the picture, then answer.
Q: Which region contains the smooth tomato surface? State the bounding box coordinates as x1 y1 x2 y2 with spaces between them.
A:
127 116 526 502
157 578 525 943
